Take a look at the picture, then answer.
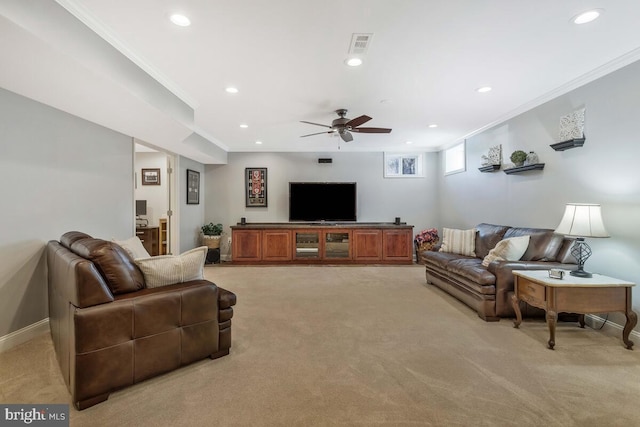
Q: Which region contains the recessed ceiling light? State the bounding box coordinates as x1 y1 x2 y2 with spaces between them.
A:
170 14 191 27
572 9 604 24
239 124 248 128
345 58 363 67
428 124 438 128
255 140 263 145
405 141 413 145
476 86 492 93
225 87 239 94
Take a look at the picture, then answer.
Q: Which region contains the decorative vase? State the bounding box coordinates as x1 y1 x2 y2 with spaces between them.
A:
525 151 539 165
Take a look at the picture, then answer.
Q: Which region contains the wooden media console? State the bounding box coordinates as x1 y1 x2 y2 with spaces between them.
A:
231 223 414 265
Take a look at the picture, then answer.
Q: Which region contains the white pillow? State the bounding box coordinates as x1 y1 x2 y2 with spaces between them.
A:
482 235 530 267
113 236 150 259
439 228 477 257
135 246 207 288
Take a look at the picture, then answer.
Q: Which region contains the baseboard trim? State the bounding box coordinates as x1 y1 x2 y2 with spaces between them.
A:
0 318 50 353
584 314 640 340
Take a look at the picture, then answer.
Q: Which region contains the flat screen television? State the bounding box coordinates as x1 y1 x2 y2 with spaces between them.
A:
289 182 357 222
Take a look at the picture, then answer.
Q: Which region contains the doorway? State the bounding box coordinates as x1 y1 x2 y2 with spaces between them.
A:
134 141 178 255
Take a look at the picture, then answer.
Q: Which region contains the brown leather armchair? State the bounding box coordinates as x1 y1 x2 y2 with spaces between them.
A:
47 231 236 410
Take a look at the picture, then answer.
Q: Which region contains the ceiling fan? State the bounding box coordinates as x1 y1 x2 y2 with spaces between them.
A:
300 109 392 142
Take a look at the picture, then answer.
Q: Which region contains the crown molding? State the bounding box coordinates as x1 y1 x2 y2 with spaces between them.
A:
55 0 198 109
440 47 640 150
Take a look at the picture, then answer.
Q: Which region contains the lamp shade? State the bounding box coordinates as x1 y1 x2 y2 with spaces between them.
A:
554 203 610 238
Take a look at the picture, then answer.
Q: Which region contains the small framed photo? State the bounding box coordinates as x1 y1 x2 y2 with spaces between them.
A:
141 168 161 185
187 169 200 205
383 153 424 178
245 167 267 207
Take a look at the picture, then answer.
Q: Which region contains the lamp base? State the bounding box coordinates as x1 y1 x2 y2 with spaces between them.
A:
570 269 592 278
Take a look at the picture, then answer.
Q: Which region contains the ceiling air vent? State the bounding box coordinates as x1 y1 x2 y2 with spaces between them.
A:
348 33 373 55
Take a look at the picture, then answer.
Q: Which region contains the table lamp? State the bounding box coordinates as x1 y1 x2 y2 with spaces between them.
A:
554 203 609 278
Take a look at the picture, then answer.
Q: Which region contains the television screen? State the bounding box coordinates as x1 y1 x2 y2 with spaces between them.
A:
289 182 357 222
135 200 147 216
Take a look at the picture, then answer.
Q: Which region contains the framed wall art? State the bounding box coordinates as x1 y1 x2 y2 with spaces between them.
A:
186 169 200 205
141 168 161 185
383 153 424 178
245 167 267 207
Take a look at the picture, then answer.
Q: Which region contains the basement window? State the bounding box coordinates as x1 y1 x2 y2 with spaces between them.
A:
445 141 466 175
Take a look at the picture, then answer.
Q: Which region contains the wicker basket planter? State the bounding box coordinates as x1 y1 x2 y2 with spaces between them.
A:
202 235 221 249
414 239 439 264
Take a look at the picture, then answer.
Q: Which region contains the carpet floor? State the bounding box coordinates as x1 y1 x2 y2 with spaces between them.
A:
1 265 640 426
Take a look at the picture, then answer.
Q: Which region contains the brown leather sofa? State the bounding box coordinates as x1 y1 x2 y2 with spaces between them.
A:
421 223 576 321
47 231 236 410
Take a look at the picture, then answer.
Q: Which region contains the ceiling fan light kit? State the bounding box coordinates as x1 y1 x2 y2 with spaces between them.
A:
300 109 392 143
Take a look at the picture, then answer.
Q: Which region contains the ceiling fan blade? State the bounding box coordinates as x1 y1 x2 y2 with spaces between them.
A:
300 120 332 128
346 115 372 128
300 131 334 138
351 127 392 134
340 131 353 142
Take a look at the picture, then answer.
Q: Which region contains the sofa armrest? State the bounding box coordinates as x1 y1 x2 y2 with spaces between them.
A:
488 260 577 317
488 260 576 283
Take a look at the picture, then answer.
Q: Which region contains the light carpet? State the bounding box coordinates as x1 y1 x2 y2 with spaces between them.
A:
1 265 640 426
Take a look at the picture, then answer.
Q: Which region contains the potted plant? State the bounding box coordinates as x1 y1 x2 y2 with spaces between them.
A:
201 222 223 249
510 150 527 167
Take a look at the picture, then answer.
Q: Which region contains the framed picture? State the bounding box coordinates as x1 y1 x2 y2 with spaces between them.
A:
141 168 161 185
383 153 424 178
245 167 267 207
186 169 200 205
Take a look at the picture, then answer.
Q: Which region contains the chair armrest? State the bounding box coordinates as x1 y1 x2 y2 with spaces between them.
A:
218 287 237 309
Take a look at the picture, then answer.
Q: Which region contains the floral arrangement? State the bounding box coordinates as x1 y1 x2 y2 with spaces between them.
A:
415 228 439 246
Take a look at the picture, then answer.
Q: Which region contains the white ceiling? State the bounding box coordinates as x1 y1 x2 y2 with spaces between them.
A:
2 1 640 163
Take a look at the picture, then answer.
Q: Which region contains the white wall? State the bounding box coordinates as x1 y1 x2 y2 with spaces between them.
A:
0 87 133 337
437 59 640 327
134 151 168 227
204 152 440 238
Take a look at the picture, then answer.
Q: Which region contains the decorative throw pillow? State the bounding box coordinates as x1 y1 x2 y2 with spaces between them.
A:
482 235 531 267
135 246 207 288
113 236 151 259
439 228 477 257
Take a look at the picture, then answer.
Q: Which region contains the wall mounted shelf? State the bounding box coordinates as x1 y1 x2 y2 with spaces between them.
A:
550 138 585 151
478 164 501 172
503 163 545 174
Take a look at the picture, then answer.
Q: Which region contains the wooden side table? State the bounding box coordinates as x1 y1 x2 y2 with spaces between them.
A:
512 270 637 350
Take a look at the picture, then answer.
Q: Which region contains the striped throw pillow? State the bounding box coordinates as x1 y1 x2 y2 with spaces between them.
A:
439 228 477 257
135 246 207 288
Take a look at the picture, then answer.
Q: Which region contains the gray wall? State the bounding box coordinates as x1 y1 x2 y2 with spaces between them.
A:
438 59 640 323
204 152 440 238
0 87 133 337
179 156 206 253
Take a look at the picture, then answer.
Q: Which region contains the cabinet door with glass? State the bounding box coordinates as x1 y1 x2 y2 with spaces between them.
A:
323 230 352 260
293 230 321 260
